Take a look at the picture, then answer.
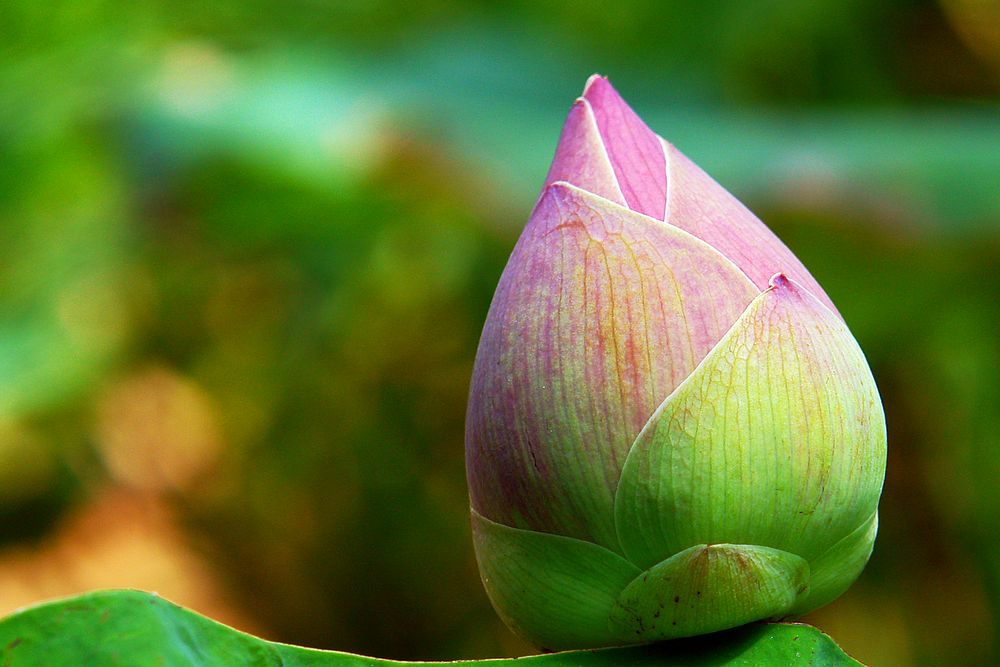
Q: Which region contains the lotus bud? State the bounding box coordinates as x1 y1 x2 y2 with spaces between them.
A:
465 76 886 651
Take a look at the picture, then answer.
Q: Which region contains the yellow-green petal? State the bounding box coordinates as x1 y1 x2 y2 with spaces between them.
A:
614 275 886 578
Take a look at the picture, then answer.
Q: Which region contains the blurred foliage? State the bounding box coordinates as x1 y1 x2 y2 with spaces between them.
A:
1 0 999 665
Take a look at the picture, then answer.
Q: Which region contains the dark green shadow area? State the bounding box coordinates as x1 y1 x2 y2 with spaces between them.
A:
0 589 861 666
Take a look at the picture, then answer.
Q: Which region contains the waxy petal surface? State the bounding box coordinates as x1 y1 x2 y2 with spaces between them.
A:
615 275 885 570
663 142 839 315
466 183 758 551
544 98 628 207
545 76 837 316
580 75 667 219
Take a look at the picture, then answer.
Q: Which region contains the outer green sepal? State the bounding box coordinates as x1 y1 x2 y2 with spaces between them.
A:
610 543 809 641
471 509 641 650
791 512 878 615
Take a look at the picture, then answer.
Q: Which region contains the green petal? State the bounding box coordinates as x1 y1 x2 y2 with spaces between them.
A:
610 543 809 641
471 509 641 651
615 275 886 570
792 512 878 615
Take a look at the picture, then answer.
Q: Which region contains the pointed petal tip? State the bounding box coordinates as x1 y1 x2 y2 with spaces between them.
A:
534 180 587 220
544 97 630 206
539 179 627 214
767 273 842 317
576 76 667 220
540 179 574 201
582 75 623 110
768 272 792 290
583 73 608 95
767 273 812 302
565 96 596 122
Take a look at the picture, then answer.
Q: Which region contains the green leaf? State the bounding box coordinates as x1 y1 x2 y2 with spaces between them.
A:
0 589 861 666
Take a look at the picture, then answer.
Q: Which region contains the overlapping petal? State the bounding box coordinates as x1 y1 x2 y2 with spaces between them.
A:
544 75 838 315
662 143 839 314
579 75 668 219
790 511 878 615
614 275 885 575
466 182 758 551
467 76 885 648
544 97 627 208
544 75 666 220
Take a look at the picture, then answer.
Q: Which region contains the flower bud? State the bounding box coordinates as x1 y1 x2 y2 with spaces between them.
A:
465 76 886 651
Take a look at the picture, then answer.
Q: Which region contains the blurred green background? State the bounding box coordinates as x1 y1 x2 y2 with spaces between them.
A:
2 1 999 665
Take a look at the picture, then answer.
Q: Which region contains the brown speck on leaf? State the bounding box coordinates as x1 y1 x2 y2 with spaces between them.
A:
6 638 22 650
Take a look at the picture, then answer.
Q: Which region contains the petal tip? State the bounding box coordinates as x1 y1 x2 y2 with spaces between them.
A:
536 180 584 215
582 75 623 111
767 273 839 315
541 179 575 199
767 273 811 304
565 97 596 122
768 272 792 290
576 76 667 220
583 73 608 95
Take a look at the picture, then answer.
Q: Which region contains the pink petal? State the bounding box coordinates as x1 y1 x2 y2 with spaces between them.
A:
466 182 757 551
544 98 627 207
582 76 667 220
663 140 840 316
